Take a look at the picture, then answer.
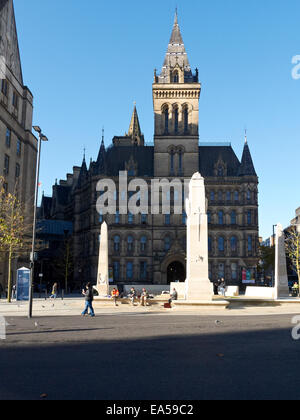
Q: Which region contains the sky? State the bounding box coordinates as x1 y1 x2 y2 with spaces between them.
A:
14 0 300 239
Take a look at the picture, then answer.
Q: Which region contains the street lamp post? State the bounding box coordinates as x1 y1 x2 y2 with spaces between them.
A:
28 126 48 319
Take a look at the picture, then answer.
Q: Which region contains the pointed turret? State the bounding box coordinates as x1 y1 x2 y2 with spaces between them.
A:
127 105 144 146
238 136 257 176
77 151 88 188
158 10 194 84
96 129 106 174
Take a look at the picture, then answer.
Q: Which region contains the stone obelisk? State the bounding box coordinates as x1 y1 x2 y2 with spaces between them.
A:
97 222 109 296
185 173 213 301
274 223 289 299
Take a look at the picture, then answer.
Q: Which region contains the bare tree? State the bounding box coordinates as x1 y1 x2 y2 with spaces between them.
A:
285 226 300 296
0 177 32 302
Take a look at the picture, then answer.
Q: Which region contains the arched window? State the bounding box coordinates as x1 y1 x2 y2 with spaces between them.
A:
247 210 252 225
218 237 225 252
164 107 169 134
140 236 147 252
218 191 223 202
164 236 171 251
218 211 224 225
208 237 212 253
231 211 237 225
127 236 134 252
128 212 134 224
218 166 224 177
113 235 121 252
230 236 238 252
174 107 179 134
247 190 251 201
226 191 231 202
234 191 239 202
183 107 189 133
170 150 175 175
207 211 211 224
173 71 179 83
248 236 253 252
210 191 215 202
178 150 183 175
115 211 120 224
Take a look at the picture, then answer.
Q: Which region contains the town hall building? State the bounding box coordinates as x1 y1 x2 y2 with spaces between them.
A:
39 12 259 289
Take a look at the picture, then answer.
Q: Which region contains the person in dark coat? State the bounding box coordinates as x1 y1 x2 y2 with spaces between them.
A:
81 282 95 317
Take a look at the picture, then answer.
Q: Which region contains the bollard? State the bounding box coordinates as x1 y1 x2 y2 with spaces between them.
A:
0 316 6 340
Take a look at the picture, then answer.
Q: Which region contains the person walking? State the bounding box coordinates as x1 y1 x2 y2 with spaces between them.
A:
129 287 137 306
81 282 95 317
112 288 119 306
219 278 226 297
49 283 58 300
140 288 149 306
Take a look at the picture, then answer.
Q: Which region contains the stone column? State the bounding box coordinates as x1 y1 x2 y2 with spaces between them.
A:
185 173 213 301
97 222 109 296
274 223 289 299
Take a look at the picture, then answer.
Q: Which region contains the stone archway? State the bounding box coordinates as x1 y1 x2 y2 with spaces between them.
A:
167 261 186 284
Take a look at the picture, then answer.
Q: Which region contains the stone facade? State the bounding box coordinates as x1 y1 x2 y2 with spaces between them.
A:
41 13 259 289
0 0 37 290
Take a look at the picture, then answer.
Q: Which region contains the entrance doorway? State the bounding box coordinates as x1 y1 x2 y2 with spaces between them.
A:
167 261 186 284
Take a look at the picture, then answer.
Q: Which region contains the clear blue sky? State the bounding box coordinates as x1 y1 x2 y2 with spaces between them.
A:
14 0 300 239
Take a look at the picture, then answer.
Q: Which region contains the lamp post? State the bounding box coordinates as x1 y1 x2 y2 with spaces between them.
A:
28 126 48 319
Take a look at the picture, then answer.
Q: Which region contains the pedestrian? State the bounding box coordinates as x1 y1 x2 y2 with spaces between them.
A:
81 282 95 317
140 288 149 306
12 284 16 301
219 278 226 297
213 280 219 296
169 288 178 305
49 283 58 300
112 288 119 306
128 287 137 306
292 282 299 297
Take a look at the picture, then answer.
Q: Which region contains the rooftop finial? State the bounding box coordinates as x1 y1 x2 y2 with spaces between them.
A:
244 128 248 145
175 7 178 24
102 127 105 144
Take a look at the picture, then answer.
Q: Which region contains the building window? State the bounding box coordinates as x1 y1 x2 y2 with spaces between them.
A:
6 128 11 148
226 191 231 202
128 212 134 224
12 91 19 109
218 191 223 202
231 263 238 281
218 167 224 177
231 211 237 225
174 107 179 133
99 211 103 223
15 163 20 178
210 191 215 202
170 151 175 175
1 79 8 97
140 262 147 280
218 237 225 253
234 191 239 202
230 236 238 252
113 236 120 253
208 237 212 253
182 211 187 225
247 210 252 225
247 190 251 201
178 150 183 175
248 236 253 253
173 71 179 83
113 262 120 282
164 107 169 134
218 263 225 279
127 236 134 253
140 236 147 253
218 211 224 225
126 262 133 280
165 214 171 225
115 211 120 224
4 154 9 175
183 107 189 133
207 211 211 224
141 214 147 224
164 236 171 252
